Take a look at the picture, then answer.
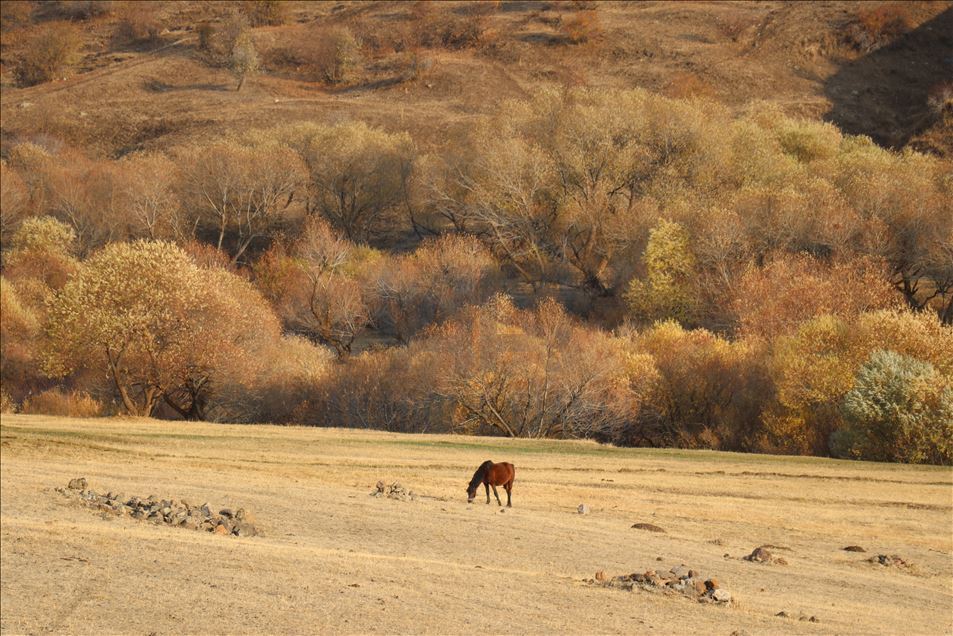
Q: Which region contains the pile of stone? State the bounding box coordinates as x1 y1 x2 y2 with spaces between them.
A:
56 477 259 537
587 564 732 605
868 554 909 568
370 480 417 501
743 546 788 565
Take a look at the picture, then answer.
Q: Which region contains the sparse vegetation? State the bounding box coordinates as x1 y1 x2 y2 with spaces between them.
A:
1 1 951 466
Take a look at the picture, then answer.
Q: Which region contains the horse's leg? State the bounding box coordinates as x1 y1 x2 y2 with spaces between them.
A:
505 481 512 508
492 485 502 506
485 482 490 504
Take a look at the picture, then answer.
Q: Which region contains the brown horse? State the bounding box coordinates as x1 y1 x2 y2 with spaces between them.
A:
466 460 515 507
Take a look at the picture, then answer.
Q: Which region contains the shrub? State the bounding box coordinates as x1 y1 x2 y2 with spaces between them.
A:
13 21 82 86
230 31 259 90
113 2 162 48
558 9 600 45
21 389 103 418
240 0 287 26
413 6 487 50
831 350 952 465
625 220 700 325
0 277 42 404
305 26 362 84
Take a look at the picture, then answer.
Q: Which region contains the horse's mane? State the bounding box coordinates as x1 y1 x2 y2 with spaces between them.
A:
468 460 493 491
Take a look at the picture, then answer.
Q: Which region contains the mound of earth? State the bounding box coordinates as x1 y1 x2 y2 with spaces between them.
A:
631 522 666 533
370 480 417 501
744 546 788 565
587 564 731 605
56 478 259 537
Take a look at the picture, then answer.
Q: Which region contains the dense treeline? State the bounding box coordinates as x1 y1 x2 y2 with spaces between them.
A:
2 89 951 464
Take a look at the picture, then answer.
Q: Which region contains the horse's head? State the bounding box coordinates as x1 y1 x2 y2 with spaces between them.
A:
466 484 477 503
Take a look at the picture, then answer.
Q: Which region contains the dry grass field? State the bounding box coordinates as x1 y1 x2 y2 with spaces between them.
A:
1 413 951 635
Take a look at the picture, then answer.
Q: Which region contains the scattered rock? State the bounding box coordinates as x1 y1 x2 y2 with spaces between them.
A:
56 480 259 538
577 504 590 514
588 563 732 605
68 477 87 490
631 522 665 533
843 545 866 552
776 611 790 618
370 481 417 502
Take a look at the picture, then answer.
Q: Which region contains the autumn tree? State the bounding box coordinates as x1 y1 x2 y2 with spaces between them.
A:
177 140 306 263
44 241 281 418
285 122 416 242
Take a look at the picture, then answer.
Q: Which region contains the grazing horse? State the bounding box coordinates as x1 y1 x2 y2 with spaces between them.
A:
466 460 515 507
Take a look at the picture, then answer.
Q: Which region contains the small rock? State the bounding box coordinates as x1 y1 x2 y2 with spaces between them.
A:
776 611 790 618
212 524 229 536
693 580 707 595
595 570 607 582
577 504 590 514
219 508 234 518
712 589 731 603
705 578 719 590
843 545 866 552
631 522 665 533
809 616 819 623
68 478 87 490
670 565 691 579
655 556 663 561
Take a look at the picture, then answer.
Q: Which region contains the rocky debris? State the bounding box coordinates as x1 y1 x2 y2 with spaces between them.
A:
577 504 590 514
370 481 417 502
744 546 788 565
777 611 819 622
586 564 732 605
56 479 259 538
631 522 665 533
868 554 909 568
843 545 866 552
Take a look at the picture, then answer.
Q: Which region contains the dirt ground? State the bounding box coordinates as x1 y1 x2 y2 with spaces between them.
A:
1 414 951 635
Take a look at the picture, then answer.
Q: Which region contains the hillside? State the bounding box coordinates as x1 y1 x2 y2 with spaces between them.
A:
1 1 950 157
1 414 951 634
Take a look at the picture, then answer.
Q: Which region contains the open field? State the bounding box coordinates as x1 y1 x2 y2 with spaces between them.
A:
1 414 951 634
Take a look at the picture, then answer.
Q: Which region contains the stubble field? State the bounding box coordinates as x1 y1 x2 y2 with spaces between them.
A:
1 414 951 635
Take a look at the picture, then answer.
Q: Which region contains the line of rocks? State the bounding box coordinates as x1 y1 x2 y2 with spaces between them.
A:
370 480 417 501
587 564 732 605
56 478 258 537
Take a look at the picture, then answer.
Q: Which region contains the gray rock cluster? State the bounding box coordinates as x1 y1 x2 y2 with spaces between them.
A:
56 478 259 537
588 564 732 605
370 480 417 501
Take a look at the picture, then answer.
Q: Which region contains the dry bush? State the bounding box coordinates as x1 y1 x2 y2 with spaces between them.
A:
13 21 82 86
254 218 375 358
373 234 500 342
1 1 34 31
21 389 103 418
302 26 362 84
240 0 287 26
731 255 901 340
0 163 30 251
44 0 113 20
664 72 715 99
844 2 913 52
112 1 162 48
413 5 487 50
557 8 600 45
3 216 79 291
0 277 43 405
176 139 306 263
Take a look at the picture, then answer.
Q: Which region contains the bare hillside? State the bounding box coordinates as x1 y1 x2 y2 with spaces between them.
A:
1 1 950 157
